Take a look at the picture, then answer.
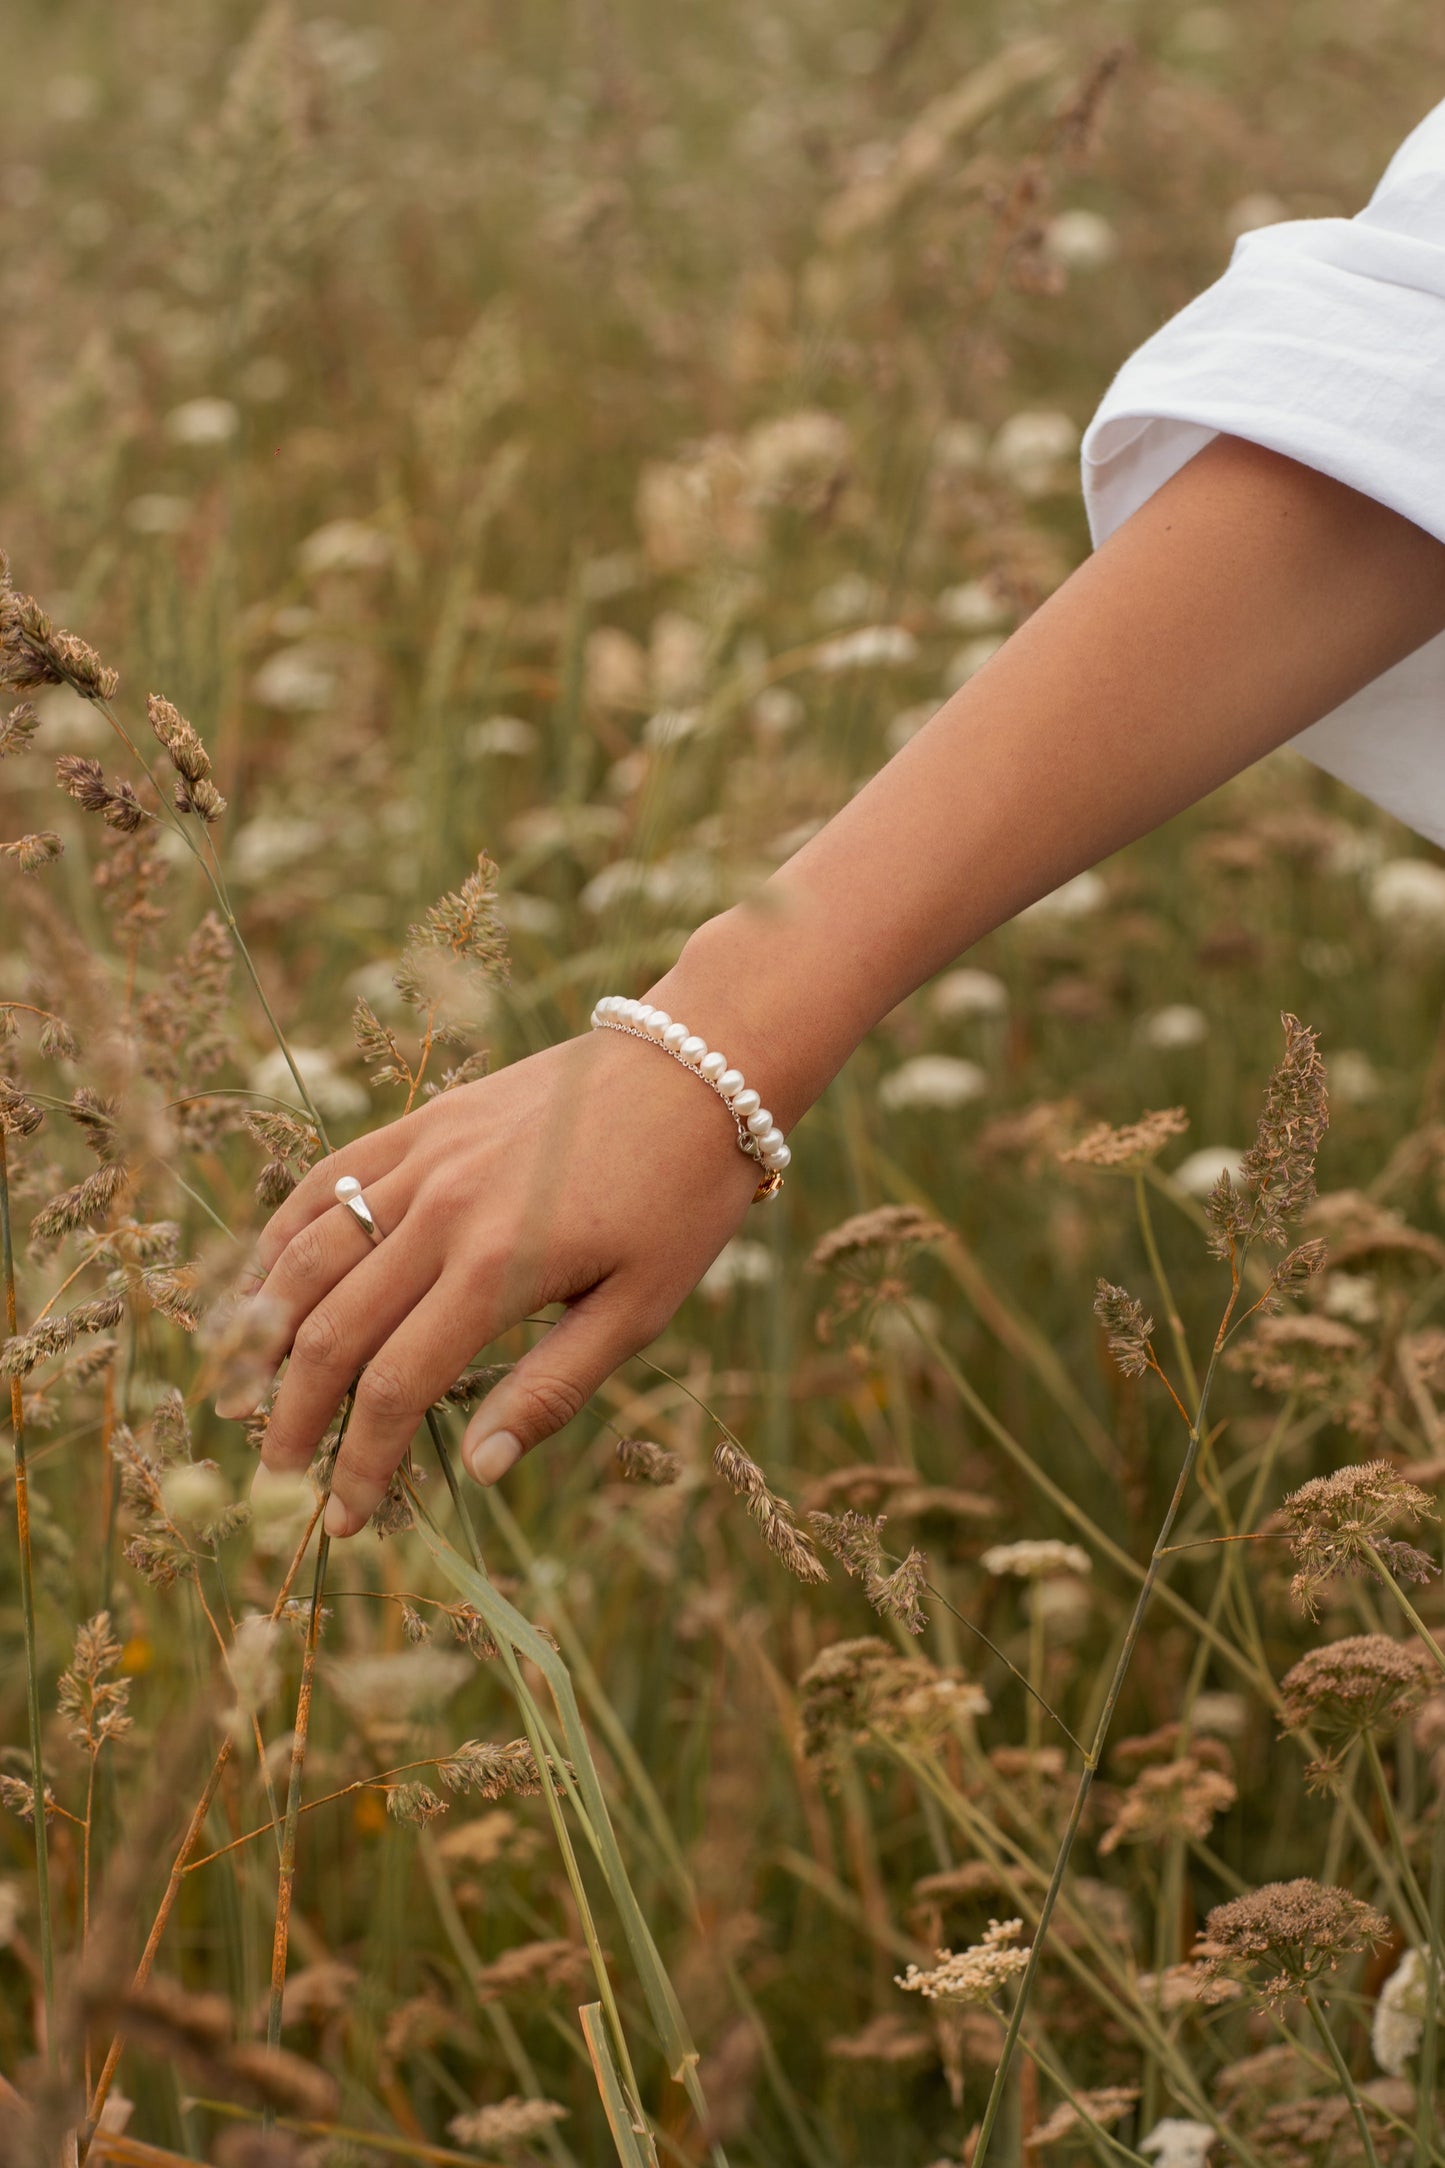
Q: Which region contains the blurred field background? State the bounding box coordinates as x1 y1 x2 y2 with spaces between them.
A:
7 1 1445 2163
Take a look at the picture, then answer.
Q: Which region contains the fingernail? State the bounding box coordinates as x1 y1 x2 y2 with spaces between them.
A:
464 1430 522 1485
324 1494 361 1539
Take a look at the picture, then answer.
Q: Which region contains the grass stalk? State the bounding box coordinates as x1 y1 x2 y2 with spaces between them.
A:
1303 1980 1383 2168
0 1126 56 2054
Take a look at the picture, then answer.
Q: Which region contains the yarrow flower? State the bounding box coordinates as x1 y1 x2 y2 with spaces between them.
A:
1139 2120 1216 2168
1278 1635 1434 1740
1372 1945 1432 2076
1193 1879 1390 2006
980 1539 1091 1580
895 1919 1030 2005
1278 1460 1437 1619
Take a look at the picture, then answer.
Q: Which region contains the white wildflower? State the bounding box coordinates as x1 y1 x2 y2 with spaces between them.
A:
230 816 325 883
1170 1145 1247 1199
643 704 703 749
159 1463 231 1528
250 647 339 713
943 634 1006 691
937 578 1010 631
1043 208 1119 270
298 519 391 577
988 410 1079 496
579 852 717 917
1016 870 1106 924
814 572 884 625
1324 826 1388 877
896 1919 1030 2004
226 1614 282 1719
814 625 918 673
1191 1692 1250 1739
165 397 241 447
247 1467 315 1562
931 968 1009 1020
753 686 804 735
494 891 563 937
1368 859 1445 935
1373 1946 1431 2077
1328 1048 1380 1105
742 409 850 508
0 1880 25 1948
1323 1272 1381 1326
931 420 988 473
465 715 539 759
1139 1004 1208 1051
125 493 192 536
584 626 648 709
982 1539 1091 1581
869 1295 944 1364
698 1239 776 1301
878 1055 987 1112
249 1045 368 1121
650 611 708 702
325 1650 473 1720
1028 1574 1094 1637
1139 2116 1216 2167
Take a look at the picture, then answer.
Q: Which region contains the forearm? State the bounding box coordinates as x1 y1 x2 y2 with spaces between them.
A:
644 433 1445 1134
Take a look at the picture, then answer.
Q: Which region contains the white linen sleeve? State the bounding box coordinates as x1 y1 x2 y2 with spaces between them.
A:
1078 95 1445 847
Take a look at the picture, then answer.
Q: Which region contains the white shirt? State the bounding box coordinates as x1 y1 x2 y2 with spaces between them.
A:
1080 95 1445 848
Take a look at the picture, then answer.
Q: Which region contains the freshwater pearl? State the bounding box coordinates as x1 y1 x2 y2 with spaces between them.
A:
716 1068 745 1100
663 1022 689 1050
764 1143 791 1170
645 1010 671 1037
745 1108 773 1137
625 999 646 1023
335 1174 362 1200
756 1125 785 1154
732 1087 761 1120
699 1050 727 1081
679 1035 707 1064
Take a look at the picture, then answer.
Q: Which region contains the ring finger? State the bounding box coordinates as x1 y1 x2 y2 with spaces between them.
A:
219 1168 416 1417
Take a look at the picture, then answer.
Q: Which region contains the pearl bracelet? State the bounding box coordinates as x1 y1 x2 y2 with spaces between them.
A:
589 994 791 1202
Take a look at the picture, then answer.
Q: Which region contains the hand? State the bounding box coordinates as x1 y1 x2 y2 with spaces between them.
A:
218 1022 767 1537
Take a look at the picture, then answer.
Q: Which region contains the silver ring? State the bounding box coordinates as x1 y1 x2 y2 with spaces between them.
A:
335 1174 384 1245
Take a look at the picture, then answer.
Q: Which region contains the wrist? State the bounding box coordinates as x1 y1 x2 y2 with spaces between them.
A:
637 898 858 1138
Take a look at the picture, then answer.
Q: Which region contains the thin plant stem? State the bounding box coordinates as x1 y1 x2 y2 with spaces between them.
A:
971 1242 1249 2167
1363 1731 1445 1971
265 1518 332 2085
1134 1167 1200 1414
1304 1981 1384 2168
1364 1543 1445 1680
1418 1787 1445 2166
0 1126 55 2056
79 1502 323 2154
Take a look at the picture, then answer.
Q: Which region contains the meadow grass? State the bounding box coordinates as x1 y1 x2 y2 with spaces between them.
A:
5 3 1445 2163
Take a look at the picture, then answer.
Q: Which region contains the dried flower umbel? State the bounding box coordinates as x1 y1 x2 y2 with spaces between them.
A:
895 1919 1031 2006
1194 1879 1390 2006
1278 1635 1434 1740
1278 1461 1438 1619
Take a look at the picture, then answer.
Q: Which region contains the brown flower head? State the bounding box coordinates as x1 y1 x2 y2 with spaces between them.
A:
1279 1635 1435 1740
1098 1757 1237 1856
1278 1460 1437 1618
713 1437 828 1584
1059 1104 1188 1168
1093 1279 1154 1377
1194 1879 1390 2005
1207 1013 1329 1259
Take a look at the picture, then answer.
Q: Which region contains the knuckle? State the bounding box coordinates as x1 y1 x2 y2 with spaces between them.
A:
516 1369 588 1434
291 1306 343 1371
355 1359 415 1424
282 1221 328 1288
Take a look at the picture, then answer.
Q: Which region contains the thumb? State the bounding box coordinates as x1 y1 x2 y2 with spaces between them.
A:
461 1280 656 1485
